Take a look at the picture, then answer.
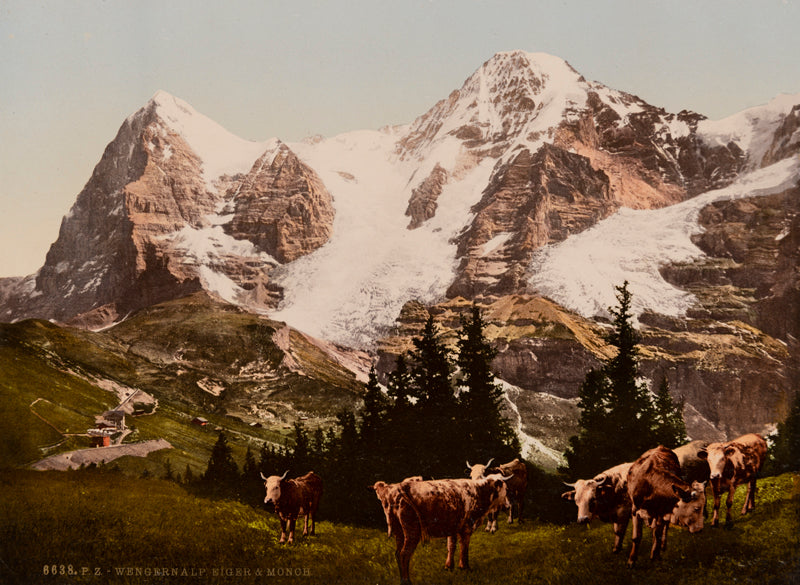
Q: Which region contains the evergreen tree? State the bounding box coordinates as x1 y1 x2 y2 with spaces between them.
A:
203 431 240 488
386 353 413 408
384 353 418 477
652 375 688 448
241 446 263 505
457 304 519 462
769 390 800 474
243 446 259 478
603 281 656 457
289 421 311 473
409 315 458 475
360 366 390 446
564 282 663 478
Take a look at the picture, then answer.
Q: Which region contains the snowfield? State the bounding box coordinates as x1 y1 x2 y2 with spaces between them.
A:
528 157 800 320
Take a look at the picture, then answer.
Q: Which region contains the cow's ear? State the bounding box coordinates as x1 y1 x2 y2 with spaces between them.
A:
672 485 692 503
561 490 576 501
493 479 505 492
697 449 708 460
724 446 736 457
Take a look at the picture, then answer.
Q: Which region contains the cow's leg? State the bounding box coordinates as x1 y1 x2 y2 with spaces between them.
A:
627 512 643 567
397 526 420 584
650 518 666 561
287 518 297 544
660 521 669 553
725 485 736 526
612 515 630 553
711 484 722 527
277 518 287 544
458 530 472 571
393 531 406 583
517 495 524 524
309 509 316 536
742 477 756 515
445 536 456 571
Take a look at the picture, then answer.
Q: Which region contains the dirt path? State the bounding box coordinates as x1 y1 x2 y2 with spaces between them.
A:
31 439 172 471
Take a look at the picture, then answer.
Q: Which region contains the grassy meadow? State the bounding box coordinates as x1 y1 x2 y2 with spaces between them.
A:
1 468 797 585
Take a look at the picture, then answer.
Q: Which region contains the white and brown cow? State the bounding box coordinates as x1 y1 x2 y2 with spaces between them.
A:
561 461 633 553
626 445 706 566
370 477 508 584
261 470 323 544
467 457 527 529
371 476 422 537
705 433 767 527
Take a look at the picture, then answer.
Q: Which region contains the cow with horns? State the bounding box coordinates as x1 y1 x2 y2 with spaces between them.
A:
370 476 510 584
561 461 633 553
466 458 527 530
261 470 323 544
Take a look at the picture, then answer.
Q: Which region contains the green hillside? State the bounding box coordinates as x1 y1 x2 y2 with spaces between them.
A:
0 469 797 585
0 293 366 474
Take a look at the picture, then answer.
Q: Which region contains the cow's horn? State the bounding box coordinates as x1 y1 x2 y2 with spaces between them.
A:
280 470 289 480
563 481 576 488
260 472 268 480
466 460 472 469
500 474 513 482
594 473 608 485
485 458 494 469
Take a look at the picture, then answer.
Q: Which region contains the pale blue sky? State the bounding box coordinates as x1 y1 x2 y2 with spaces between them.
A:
1 0 798 277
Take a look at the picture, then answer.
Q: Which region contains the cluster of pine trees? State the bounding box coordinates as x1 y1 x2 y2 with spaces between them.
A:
563 281 687 478
197 305 520 525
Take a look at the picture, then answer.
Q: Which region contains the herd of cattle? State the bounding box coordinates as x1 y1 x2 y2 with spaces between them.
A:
259 432 768 583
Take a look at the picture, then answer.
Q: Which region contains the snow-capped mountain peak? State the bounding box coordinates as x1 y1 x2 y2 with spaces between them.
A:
140 90 269 185
397 51 590 164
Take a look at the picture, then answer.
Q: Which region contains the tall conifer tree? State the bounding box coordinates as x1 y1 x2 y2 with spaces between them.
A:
457 304 519 462
564 282 666 478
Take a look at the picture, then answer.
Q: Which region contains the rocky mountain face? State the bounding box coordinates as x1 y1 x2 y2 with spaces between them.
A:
0 93 333 328
1 52 798 452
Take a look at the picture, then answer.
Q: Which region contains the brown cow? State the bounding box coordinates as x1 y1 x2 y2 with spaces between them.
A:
705 433 767 527
467 457 527 528
371 476 422 537
561 462 633 553
672 440 710 484
672 439 711 518
370 477 508 584
626 446 706 566
261 470 323 544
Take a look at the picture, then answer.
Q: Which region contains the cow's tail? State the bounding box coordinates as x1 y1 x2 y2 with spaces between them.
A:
398 482 430 544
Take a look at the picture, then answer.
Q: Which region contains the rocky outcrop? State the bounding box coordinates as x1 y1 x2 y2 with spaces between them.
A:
447 145 614 298
405 164 448 229
762 104 800 167
227 143 334 263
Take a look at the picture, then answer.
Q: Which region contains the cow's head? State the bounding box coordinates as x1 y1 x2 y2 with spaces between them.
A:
705 443 734 480
473 476 509 529
561 473 610 525
670 480 706 533
466 459 494 480
369 481 394 533
261 470 289 505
